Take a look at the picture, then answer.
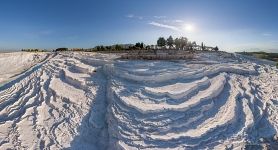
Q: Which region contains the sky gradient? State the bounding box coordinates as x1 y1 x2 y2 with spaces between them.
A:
0 0 278 52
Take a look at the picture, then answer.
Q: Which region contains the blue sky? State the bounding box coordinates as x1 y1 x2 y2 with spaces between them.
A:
0 0 278 52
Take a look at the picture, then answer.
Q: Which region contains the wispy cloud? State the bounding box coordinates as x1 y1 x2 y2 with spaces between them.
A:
148 21 180 31
262 33 272 36
174 20 184 23
161 19 185 24
154 16 166 19
138 16 143 20
126 14 143 20
126 14 134 18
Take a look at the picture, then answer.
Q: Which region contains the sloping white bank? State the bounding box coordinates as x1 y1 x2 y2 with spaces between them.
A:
107 52 278 149
0 51 278 149
0 52 49 84
0 52 114 149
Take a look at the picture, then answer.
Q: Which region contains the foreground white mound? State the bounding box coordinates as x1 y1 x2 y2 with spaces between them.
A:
107 52 278 149
0 51 278 149
0 52 114 149
0 52 49 84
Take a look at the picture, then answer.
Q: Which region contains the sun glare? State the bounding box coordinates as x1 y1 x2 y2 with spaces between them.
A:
183 24 195 32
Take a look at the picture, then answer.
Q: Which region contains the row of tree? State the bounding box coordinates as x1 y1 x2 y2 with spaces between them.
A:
22 36 219 52
21 49 47 52
157 36 218 51
88 42 146 51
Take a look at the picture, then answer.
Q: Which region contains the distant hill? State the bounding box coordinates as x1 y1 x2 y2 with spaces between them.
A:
0 49 19 53
237 51 278 62
239 48 278 53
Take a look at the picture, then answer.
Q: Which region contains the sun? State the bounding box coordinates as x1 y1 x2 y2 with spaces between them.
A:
183 24 195 32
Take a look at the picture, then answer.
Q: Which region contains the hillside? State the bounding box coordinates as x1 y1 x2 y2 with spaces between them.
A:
0 51 278 149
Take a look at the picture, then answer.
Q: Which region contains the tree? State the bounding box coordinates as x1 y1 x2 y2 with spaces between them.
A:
56 48 68 51
174 37 188 50
157 37 166 48
99 45 105 51
174 38 181 50
115 44 122 50
192 41 197 46
187 41 193 51
140 42 144 49
135 42 144 49
95 46 100 51
201 42 205 51
166 36 174 49
135 42 141 48
105 46 112 50
180 37 188 50
214 46 219 51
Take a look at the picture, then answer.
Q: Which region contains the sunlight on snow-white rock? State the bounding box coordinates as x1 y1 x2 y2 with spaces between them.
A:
0 52 278 149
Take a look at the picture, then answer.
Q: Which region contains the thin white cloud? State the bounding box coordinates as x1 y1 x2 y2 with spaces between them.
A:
126 14 143 20
262 33 272 36
174 20 184 23
161 19 185 24
138 16 143 20
149 21 180 31
154 16 166 19
126 14 135 18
